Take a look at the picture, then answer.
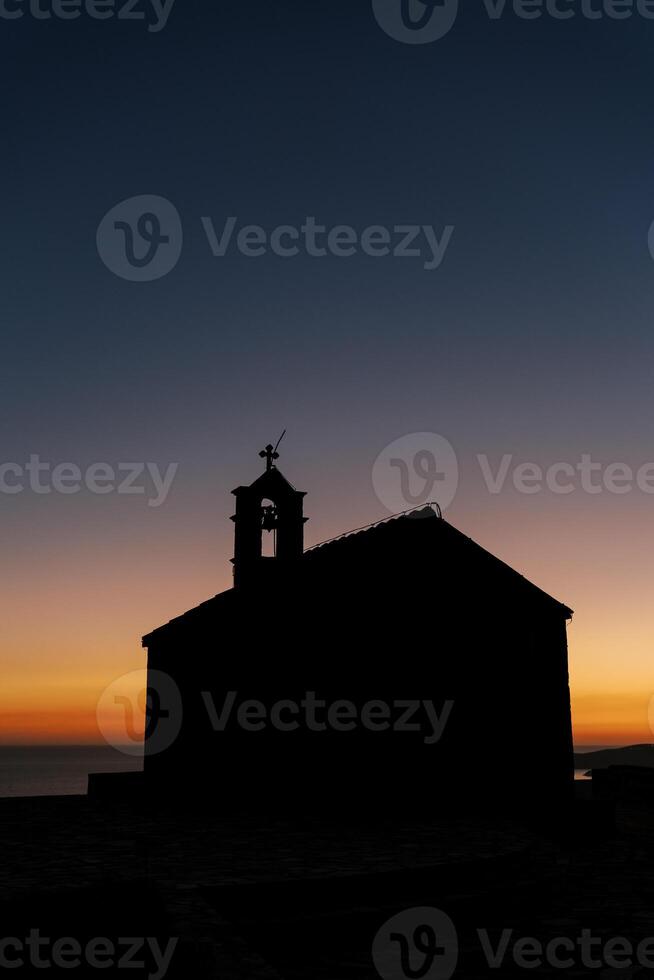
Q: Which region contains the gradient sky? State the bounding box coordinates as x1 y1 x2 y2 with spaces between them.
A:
2 1 654 746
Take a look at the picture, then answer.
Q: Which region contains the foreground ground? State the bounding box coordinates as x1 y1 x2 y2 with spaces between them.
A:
0 786 651 977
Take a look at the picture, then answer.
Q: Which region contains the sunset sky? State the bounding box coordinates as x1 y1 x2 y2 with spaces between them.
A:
2 2 654 747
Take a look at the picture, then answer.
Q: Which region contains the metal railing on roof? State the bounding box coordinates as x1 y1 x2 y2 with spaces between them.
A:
304 502 443 553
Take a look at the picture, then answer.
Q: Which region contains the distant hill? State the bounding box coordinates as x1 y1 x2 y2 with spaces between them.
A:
574 744 654 770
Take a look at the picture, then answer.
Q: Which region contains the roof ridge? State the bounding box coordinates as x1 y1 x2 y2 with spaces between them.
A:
304 503 442 553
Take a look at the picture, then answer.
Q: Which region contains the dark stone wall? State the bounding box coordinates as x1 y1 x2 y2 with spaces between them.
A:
143 521 573 817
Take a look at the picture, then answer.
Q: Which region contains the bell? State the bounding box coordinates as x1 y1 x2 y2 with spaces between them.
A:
261 504 277 532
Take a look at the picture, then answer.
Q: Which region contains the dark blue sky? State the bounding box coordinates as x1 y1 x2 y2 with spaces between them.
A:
3 0 654 537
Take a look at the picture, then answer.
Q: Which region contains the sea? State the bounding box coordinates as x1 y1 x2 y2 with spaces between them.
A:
0 746 143 799
0 744 622 798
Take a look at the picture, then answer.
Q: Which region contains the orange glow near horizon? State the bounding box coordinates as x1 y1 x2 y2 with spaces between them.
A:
2 486 653 749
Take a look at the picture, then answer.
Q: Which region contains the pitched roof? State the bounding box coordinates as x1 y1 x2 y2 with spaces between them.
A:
232 466 305 498
142 507 572 645
304 507 573 617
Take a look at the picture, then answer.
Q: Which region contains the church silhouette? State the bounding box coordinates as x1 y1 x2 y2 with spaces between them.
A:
139 447 574 815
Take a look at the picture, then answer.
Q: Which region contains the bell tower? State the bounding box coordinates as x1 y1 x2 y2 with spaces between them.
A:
230 440 307 589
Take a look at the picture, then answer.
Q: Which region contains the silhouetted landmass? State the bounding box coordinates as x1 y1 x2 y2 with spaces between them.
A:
574 744 654 770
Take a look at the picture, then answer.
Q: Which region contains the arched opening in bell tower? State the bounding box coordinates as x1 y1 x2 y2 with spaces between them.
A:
260 497 277 557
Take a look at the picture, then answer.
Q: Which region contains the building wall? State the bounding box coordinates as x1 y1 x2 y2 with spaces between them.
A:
143 555 573 815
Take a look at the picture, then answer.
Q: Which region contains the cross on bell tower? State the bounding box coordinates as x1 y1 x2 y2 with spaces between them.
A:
259 444 279 472
230 439 307 589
